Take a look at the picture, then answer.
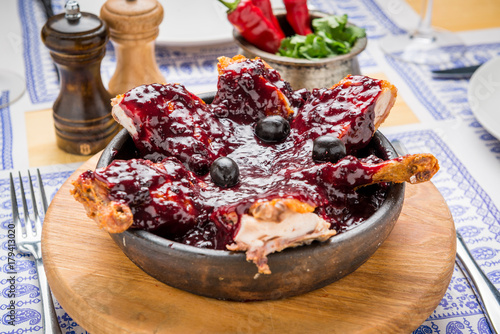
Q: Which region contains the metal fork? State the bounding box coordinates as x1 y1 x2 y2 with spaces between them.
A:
10 170 62 334
391 140 500 333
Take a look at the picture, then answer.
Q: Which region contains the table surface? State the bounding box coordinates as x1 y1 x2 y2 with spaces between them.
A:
2 0 500 333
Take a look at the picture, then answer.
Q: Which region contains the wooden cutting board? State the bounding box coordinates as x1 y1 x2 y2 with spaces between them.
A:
42 154 456 334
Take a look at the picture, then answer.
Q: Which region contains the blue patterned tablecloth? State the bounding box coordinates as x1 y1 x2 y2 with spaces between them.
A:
0 93 14 171
1 0 499 333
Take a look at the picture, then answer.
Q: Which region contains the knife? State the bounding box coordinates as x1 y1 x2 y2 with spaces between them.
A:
431 64 482 80
39 0 54 19
38 0 60 83
456 233 500 333
391 139 500 334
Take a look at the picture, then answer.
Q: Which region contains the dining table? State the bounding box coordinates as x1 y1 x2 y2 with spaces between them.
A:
1 0 500 333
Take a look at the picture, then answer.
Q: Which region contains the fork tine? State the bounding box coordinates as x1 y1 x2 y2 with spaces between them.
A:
27 170 41 234
9 173 24 236
10 171 62 333
37 169 48 214
18 172 32 235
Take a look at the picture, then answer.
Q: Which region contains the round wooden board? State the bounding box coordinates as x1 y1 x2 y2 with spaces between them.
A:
42 154 456 334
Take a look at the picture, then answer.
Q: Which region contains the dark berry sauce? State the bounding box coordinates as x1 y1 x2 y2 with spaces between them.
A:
292 76 380 153
211 58 308 122
95 64 390 250
119 83 231 175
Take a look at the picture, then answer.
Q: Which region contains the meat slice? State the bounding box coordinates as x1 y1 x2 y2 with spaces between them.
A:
319 153 440 189
226 199 336 275
71 170 134 233
211 55 299 123
224 153 438 274
373 80 397 131
292 75 397 153
72 158 203 236
111 83 227 175
372 153 440 184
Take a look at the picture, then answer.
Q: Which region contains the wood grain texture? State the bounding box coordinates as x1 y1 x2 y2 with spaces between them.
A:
100 0 166 96
25 110 90 167
406 0 500 32
42 155 456 334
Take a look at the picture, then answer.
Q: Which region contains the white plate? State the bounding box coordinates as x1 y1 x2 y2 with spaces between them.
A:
81 0 233 46
82 0 285 47
156 0 233 46
468 56 500 140
156 0 285 46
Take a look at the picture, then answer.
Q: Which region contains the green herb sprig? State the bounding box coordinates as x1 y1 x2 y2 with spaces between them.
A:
277 14 366 60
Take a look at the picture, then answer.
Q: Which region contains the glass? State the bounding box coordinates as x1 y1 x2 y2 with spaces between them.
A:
379 0 465 65
0 70 25 109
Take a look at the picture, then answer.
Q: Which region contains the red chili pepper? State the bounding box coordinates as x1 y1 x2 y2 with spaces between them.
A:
219 0 284 54
283 0 313 35
251 0 285 36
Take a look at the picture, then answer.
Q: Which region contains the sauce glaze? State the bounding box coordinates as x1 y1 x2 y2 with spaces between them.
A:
89 62 389 250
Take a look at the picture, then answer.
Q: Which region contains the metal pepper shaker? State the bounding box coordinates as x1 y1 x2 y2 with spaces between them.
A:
100 0 166 96
41 0 119 156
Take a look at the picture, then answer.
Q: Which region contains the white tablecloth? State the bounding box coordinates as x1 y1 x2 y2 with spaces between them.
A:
0 0 499 333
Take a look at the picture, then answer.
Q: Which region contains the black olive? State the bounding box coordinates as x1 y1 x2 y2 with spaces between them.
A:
254 115 290 143
210 157 240 188
312 135 347 163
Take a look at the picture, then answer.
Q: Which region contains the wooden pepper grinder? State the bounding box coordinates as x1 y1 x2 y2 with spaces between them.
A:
100 0 166 96
41 0 119 156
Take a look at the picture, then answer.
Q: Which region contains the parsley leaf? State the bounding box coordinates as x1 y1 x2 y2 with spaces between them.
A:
277 14 366 60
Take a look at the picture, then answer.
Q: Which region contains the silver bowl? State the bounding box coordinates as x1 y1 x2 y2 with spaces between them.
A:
233 10 367 90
